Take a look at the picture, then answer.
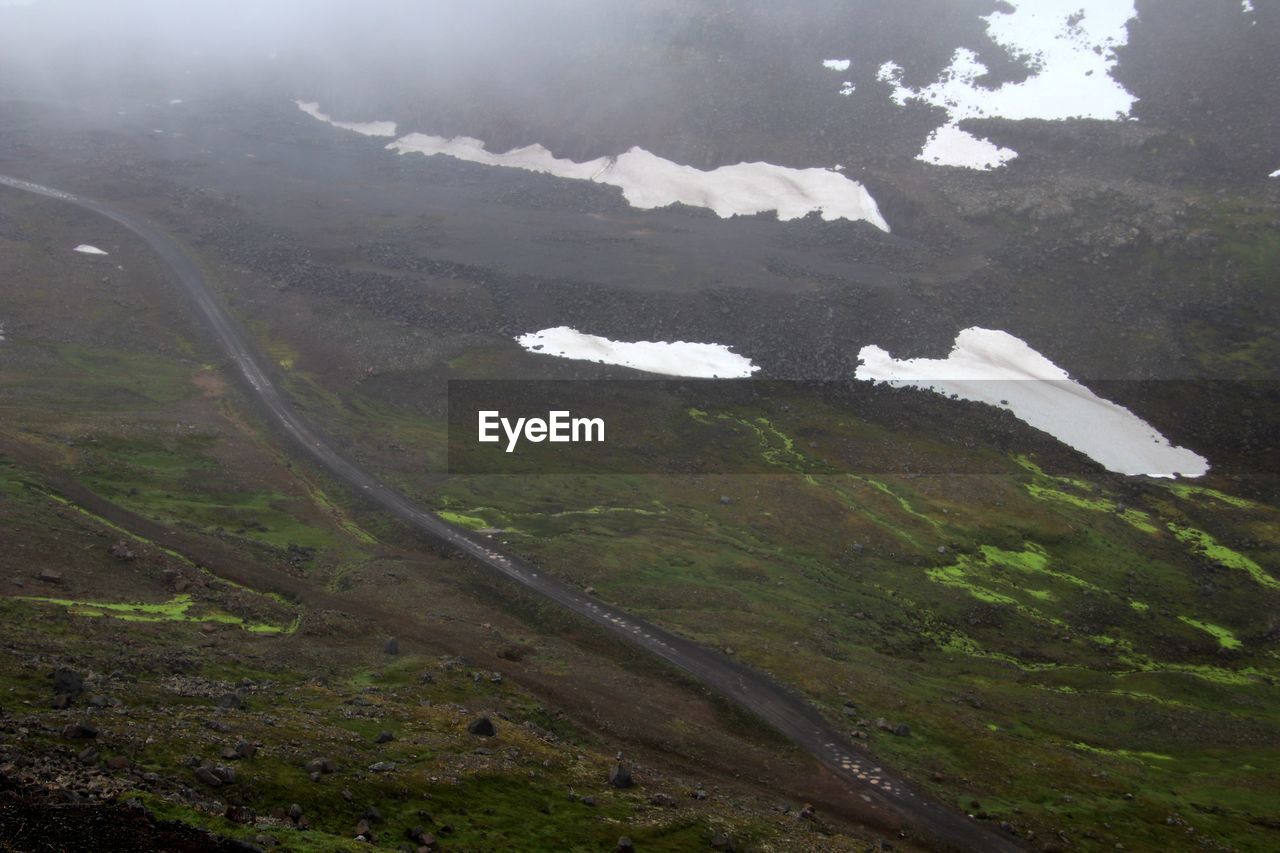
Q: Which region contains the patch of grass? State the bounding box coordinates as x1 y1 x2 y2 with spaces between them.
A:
13 593 297 634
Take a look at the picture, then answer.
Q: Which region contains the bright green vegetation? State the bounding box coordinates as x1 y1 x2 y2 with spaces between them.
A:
1178 616 1242 650
14 593 297 634
437 510 490 530
1168 523 1280 590
1167 483 1260 510
419 407 1280 850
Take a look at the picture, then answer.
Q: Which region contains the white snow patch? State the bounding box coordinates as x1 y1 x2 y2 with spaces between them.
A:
73 244 108 255
389 134 890 229
1242 1 1254 12
169 98 183 105
294 100 397 137
839 82 856 96
854 327 1208 478
823 59 851 72
879 1 1138 169
517 326 759 379
1270 168 1280 178
918 125 1017 170
296 99 888 228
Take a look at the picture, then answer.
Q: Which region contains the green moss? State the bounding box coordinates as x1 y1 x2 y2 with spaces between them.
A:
1069 741 1174 764
1178 617 1242 649
438 510 490 530
13 594 296 634
1168 523 1279 590
1167 484 1261 511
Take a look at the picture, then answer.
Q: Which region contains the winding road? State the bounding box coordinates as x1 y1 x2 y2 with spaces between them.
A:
1 174 1021 852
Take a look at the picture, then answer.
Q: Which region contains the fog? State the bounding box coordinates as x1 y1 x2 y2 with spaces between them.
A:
1 0 1275 176
0 0 1017 168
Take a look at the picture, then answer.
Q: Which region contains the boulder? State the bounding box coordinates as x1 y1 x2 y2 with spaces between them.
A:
225 804 255 824
374 730 395 744
217 692 245 711
61 723 98 739
305 757 337 774
50 668 84 699
608 762 634 789
194 766 223 788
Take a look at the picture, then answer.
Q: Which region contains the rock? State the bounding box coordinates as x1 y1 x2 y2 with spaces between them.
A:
288 803 303 822
213 765 237 784
50 693 75 710
616 837 635 852
648 793 675 807
467 716 496 737
368 761 396 773
354 819 375 842
50 668 85 699
36 569 63 584
205 720 233 733
235 741 258 759
194 766 223 787
61 723 98 739
718 495 733 505
225 804 255 824
407 826 434 845
77 746 99 764
109 540 136 561
375 730 395 744
363 806 382 823
105 755 130 771
608 762 634 789
710 834 736 851
581 795 596 807
892 724 911 737
798 803 815 820
305 757 337 775
691 787 708 801
217 692 245 710
383 637 400 656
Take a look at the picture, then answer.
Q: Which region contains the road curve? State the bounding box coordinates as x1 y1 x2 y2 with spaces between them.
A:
1 174 1021 852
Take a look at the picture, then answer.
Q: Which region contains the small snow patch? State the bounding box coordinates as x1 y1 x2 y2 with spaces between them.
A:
839 82 855 96
854 327 1208 478
295 100 397 137
823 59 851 72
169 98 183 105
1270 168 1280 178
517 326 759 379
918 125 1017 171
73 244 108 255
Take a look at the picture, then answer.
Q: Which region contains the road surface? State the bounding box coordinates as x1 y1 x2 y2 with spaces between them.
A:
1 173 1022 852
